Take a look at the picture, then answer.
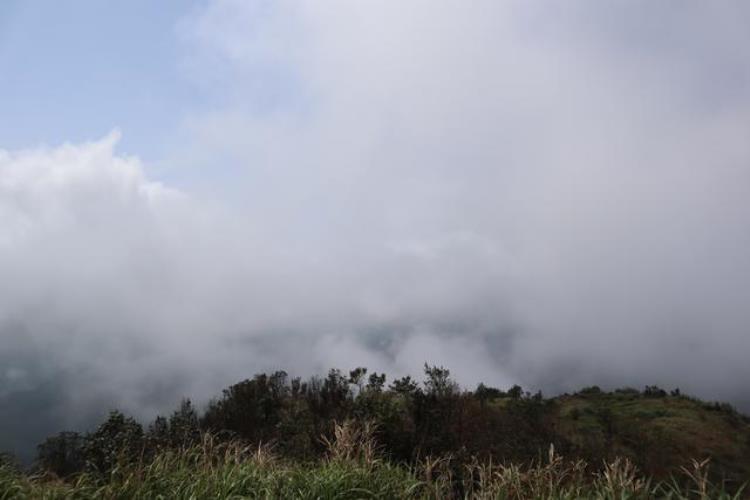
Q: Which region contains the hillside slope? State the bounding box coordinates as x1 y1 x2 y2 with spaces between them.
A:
551 389 750 484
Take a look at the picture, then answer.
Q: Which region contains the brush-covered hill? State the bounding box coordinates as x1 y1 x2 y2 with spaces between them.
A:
551 387 750 483
3 366 749 495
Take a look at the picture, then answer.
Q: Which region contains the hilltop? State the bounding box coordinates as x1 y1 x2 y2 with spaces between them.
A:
1 366 749 497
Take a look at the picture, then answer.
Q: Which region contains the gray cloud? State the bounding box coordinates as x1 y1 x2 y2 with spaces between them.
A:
2 1 750 459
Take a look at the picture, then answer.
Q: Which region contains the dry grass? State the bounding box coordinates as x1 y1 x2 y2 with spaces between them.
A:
320 419 381 467
1 426 746 499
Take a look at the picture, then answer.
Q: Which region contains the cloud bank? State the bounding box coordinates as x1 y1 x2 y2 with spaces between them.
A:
2 1 750 457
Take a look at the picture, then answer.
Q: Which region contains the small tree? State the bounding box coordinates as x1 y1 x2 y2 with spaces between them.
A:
349 367 368 393
423 364 457 397
146 415 169 450
168 399 201 447
366 372 386 393
644 385 667 398
475 383 504 401
389 376 419 396
508 384 523 400
83 410 143 475
36 431 86 477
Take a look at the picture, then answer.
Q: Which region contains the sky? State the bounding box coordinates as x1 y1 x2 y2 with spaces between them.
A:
1 1 750 460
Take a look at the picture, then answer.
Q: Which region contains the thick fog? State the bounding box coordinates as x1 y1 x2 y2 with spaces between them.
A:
2 1 750 459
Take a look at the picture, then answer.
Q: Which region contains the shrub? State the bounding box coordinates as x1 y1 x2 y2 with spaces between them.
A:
579 385 602 396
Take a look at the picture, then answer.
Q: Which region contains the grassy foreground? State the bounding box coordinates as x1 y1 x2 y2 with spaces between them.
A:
1 424 746 499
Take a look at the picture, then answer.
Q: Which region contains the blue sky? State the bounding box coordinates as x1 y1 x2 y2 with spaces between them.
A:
0 1 202 159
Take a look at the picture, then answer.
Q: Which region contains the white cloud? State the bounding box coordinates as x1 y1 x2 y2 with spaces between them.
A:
173 0 750 399
2 2 750 456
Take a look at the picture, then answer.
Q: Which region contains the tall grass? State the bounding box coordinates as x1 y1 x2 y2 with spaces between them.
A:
1 423 745 499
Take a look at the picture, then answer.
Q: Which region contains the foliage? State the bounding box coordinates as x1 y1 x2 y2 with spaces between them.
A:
1 427 746 499
35 431 85 478
2 365 749 497
83 410 144 475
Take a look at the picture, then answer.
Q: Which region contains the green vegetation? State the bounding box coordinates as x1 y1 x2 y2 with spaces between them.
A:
2 365 749 498
1 426 745 499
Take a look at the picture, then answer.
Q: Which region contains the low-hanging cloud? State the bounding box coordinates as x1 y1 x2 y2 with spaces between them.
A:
2 1 750 458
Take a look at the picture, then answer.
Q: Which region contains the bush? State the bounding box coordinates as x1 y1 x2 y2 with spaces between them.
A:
5 433 747 499
36 431 86 478
83 410 143 475
21 366 750 493
643 385 667 398
579 386 602 396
